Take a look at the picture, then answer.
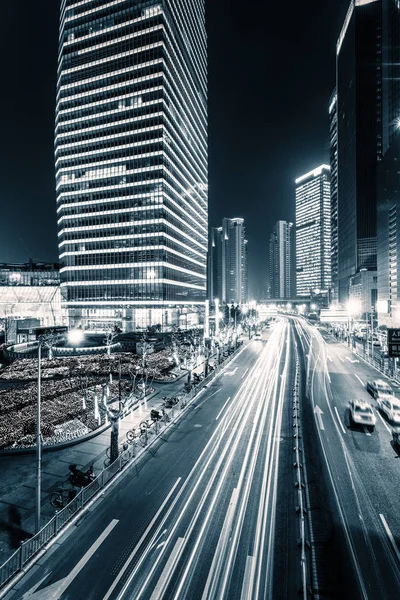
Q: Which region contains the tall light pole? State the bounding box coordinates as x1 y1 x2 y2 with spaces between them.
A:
215 298 220 336
36 331 62 533
36 340 42 533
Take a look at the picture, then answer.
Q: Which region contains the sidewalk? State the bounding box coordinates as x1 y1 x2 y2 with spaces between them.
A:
0 375 190 564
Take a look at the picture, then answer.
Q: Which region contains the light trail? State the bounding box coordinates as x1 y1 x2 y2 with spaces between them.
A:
117 322 287 600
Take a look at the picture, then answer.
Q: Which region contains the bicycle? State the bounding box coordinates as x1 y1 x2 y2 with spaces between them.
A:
104 442 132 467
50 483 77 510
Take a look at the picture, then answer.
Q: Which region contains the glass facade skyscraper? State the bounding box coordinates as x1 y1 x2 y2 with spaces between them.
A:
295 165 331 297
269 221 293 300
56 0 207 332
329 89 338 303
336 0 382 303
209 218 248 305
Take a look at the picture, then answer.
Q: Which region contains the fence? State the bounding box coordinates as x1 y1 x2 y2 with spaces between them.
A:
0 341 244 592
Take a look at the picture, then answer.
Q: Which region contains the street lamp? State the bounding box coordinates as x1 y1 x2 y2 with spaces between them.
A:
68 328 84 347
36 332 61 533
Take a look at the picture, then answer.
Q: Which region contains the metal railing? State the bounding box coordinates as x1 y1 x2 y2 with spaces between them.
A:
0 341 244 592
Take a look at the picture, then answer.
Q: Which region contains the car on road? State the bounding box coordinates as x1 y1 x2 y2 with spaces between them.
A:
377 397 400 424
254 332 262 340
366 379 394 399
349 399 376 432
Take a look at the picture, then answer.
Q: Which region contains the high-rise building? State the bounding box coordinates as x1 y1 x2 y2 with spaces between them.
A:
209 218 248 305
208 226 223 303
329 89 338 303
382 0 400 154
336 0 382 303
295 165 331 297
376 0 400 326
269 221 293 299
222 218 248 305
56 1 208 332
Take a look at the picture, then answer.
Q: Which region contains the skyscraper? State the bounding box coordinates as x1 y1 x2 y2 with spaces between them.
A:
376 0 400 326
56 1 208 332
329 89 338 303
208 226 223 304
295 165 331 297
336 0 382 303
222 218 248 305
269 221 293 299
209 218 248 305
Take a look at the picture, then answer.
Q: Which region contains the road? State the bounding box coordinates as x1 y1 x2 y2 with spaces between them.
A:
294 317 400 599
7 320 299 600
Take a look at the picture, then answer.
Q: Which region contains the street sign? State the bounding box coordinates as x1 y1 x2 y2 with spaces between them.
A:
387 329 400 357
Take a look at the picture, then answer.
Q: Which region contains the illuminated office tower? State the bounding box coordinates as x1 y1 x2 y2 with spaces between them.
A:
295 165 331 297
329 89 338 303
56 1 208 332
269 221 293 299
336 0 382 302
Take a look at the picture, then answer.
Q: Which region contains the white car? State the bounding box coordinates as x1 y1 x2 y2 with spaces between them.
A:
377 397 400 424
366 379 394 399
349 399 376 432
254 332 262 340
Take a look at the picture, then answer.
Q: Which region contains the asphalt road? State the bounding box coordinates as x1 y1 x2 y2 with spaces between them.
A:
294 317 400 600
6 320 298 600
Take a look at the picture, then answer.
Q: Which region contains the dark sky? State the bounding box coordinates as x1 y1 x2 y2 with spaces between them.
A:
0 0 349 297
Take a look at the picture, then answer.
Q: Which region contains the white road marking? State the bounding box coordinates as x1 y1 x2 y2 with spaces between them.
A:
241 367 249 379
215 397 231 421
207 388 221 399
334 407 346 434
327 355 333 362
23 519 119 599
379 514 400 563
376 411 392 434
354 373 364 385
224 367 238 376
240 555 255 600
102 479 181 600
314 405 325 431
339 356 344 362
363 426 371 437
149 537 185 600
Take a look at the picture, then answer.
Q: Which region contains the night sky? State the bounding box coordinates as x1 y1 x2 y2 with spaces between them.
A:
0 0 349 298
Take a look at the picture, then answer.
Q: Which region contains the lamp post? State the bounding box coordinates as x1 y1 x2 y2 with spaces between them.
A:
35 331 63 533
36 340 42 533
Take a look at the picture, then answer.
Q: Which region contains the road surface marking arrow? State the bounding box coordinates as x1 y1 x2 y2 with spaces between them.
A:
22 519 119 599
314 405 325 431
224 367 238 376
346 357 359 363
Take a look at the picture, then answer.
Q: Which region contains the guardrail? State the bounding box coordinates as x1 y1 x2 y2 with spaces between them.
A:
292 344 311 600
0 341 244 593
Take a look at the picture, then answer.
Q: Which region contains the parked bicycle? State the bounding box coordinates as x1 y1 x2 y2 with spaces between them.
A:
104 442 131 467
50 483 77 510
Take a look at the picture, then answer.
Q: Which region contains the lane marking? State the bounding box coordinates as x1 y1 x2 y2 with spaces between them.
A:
379 514 400 563
334 407 346 434
339 356 344 363
215 397 231 421
22 519 119 599
207 388 221 399
149 537 185 600
314 405 325 431
354 373 364 386
363 426 371 437
240 555 255 600
102 479 181 600
241 367 249 379
376 410 392 434
327 355 333 362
